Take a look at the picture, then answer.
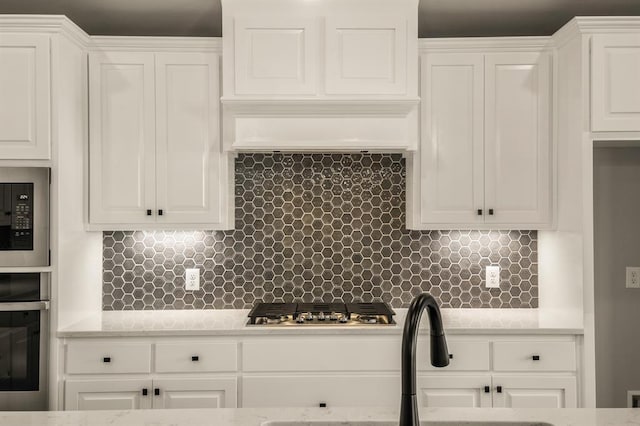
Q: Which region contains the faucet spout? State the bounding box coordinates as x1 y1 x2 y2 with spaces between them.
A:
399 293 449 426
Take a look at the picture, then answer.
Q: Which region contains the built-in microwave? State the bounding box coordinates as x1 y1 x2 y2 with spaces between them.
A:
0 168 49 267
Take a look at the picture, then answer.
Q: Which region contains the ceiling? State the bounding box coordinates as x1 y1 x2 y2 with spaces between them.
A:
0 0 639 38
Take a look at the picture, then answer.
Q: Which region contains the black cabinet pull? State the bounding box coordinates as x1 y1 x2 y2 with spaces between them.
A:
477 209 483 216
146 209 152 216
142 388 148 396
103 357 111 363
191 355 199 362
158 209 163 216
484 386 490 393
488 209 494 215
448 354 453 359
319 402 327 408
496 386 503 393
154 388 160 396
532 355 540 361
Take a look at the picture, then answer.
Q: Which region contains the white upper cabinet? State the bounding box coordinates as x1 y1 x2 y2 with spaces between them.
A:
0 34 51 159
410 46 552 230
591 34 640 131
89 45 231 230
324 16 407 95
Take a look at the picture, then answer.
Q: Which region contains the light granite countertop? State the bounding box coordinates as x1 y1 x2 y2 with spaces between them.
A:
0 407 638 426
57 308 583 337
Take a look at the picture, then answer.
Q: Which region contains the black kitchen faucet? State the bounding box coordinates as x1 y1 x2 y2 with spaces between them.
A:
400 293 449 426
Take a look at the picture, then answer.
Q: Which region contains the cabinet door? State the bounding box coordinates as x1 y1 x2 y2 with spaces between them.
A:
89 52 156 225
484 52 551 225
492 376 577 408
155 53 225 225
419 53 484 225
243 375 399 408
592 34 640 131
325 17 407 95
0 34 50 159
65 378 152 410
153 377 237 409
234 18 318 95
416 375 492 408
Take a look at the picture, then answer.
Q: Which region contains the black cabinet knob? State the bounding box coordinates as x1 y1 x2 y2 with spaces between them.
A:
477 209 483 216
158 209 163 216
146 209 152 216
484 386 490 393
448 353 453 359
191 355 199 362
154 388 160 396
142 388 148 396
488 209 494 215
103 357 111 363
496 386 503 393
532 355 540 361
319 402 327 408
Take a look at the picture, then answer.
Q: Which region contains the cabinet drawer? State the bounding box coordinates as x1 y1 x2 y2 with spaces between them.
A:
243 337 400 372
417 340 490 371
493 341 576 372
242 375 399 408
155 342 237 373
66 342 151 374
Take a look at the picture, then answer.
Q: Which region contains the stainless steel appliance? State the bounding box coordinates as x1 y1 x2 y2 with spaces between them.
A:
0 168 49 267
0 273 49 411
247 302 395 326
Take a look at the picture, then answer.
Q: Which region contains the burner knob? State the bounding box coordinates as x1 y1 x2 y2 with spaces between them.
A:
339 315 349 323
329 312 339 321
304 312 314 321
317 312 326 321
295 315 305 324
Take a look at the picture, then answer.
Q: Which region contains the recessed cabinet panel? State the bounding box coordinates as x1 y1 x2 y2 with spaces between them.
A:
155 53 222 224
65 379 152 410
484 52 551 225
234 19 317 95
153 378 237 409
0 34 50 159
417 375 492 408
492 376 577 408
89 52 156 224
420 54 484 225
592 34 640 131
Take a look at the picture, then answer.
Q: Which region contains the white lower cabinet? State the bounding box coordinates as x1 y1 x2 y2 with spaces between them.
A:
61 335 579 410
65 378 152 410
416 375 492 408
492 375 577 408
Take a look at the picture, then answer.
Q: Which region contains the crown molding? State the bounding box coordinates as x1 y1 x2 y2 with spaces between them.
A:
0 15 90 48
89 36 222 53
553 16 640 49
221 98 420 115
419 36 552 53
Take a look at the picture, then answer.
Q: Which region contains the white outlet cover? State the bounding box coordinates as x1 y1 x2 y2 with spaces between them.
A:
486 265 500 288
626 267 640 289
185 268 200 291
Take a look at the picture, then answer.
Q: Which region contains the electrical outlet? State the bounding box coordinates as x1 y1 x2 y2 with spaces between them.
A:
626 267 640 288
185 268 200 291
486 265 500 288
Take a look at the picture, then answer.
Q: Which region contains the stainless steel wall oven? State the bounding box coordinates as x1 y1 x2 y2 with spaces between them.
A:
0 273 49 410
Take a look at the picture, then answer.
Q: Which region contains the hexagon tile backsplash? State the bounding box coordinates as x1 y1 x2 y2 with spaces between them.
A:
103 153 538 311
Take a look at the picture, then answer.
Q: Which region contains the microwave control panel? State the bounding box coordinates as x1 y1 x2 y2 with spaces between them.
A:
0 183 34 250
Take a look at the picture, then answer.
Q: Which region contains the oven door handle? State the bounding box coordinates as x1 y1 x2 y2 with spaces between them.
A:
0 301 50 311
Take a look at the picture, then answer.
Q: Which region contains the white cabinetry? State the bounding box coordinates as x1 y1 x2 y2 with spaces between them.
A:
492 376 577 408
0 33 51 159
410 43 552 230
88 43 231 230
416 375 492 408
591 34 640 131
62 338 238 410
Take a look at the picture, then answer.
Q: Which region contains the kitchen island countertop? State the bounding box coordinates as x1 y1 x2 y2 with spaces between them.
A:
0 407 638 426
57 307 583 337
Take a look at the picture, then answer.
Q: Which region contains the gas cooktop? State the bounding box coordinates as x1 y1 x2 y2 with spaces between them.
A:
247 302 396 326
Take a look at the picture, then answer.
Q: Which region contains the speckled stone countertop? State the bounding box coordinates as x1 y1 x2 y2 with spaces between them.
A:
57 308 583 337
0 407 638 426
